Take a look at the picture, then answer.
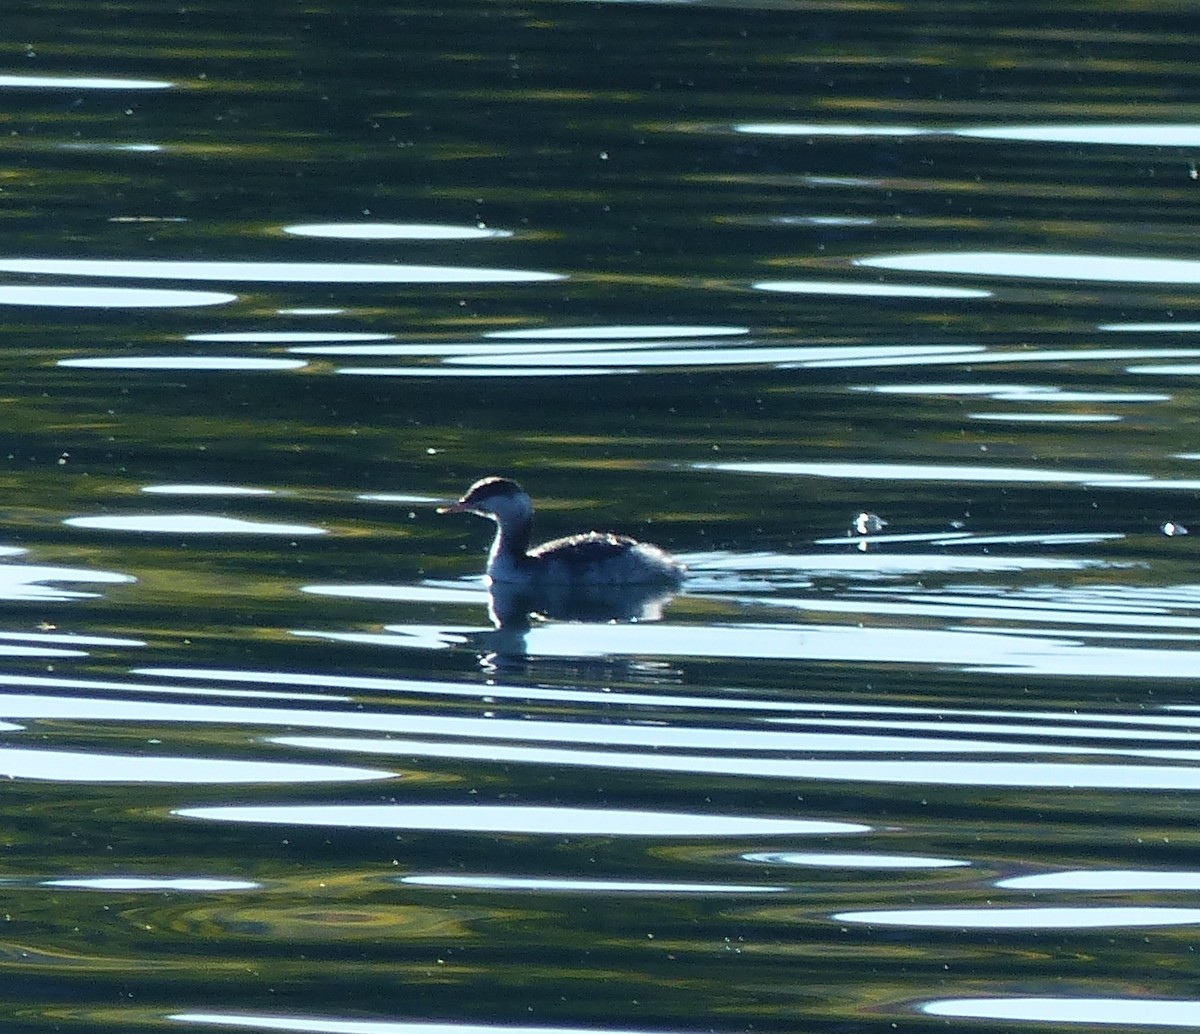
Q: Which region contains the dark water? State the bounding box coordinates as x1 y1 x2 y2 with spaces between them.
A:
3 3 1200 1033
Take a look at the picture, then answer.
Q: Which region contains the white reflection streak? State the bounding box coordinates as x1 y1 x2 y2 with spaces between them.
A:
859 251 1200 284
753 280 990 298
699 458 1200 491
275 719 1200 758
0 747 387 784
46 877 259 891
836 906 1200 928
1102 322 1200 331
968 413 1121 423
272 737 1200 790
0 258 564 283
789 715 1200 748
278 724 1149 757
283 223 513 240
65 515 325 535
0 676 348 703
0 286 235 307
294 620 1075 665
59 357 307 371
175 804 862 837
956 124 1200 146
0 630 139 647
0 646 85 658
864 384 1170 402
924 997 1200 1026
750 594 1200 631
798 347 1200 370
805 532 1119 547
61 143 162 153
173 1015 689 1034
485 325 749 339
746 851 967 869
0 691 844 747
445 344 983 368
142 485 273 496
998 871 1200 891
291 341 695 356
990 389 1162 403
294 619 1200 679
699 459 1146 484
735 123 926 137
336 366 631 378
7 690 1158 757
302 584 489 604
188 332 395 343
134 667 1200 726
966 645 1200 678
0 75 172 89
0 561 135 603
400 875 784 893
1128 364 1200 375
696 546 1104 568
136 666 859 712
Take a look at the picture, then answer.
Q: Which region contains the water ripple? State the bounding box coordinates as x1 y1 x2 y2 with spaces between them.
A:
860 251 1200 284
399 874 784 894
283 223 513 240
175 804 863 837
174 1017 691 1034
0 285 235 307
0 258 564 284
923 997 1200 1026
836 906 1200 929
65 514 325 535
0 748 387 784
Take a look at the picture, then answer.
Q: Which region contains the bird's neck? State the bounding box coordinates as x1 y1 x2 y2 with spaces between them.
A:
488 514 532 567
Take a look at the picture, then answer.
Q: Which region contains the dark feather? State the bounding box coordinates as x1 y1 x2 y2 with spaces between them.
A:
529 532 640 562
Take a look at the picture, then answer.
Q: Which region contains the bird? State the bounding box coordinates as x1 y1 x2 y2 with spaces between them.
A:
438 476 685 586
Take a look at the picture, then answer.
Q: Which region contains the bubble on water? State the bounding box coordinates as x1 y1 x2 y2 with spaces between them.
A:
849 512 888 536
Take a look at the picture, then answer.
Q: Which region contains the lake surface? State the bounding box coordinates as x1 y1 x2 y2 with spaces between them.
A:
2 2 1200 1032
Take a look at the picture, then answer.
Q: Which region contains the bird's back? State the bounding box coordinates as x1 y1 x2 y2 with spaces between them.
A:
527 532 684 585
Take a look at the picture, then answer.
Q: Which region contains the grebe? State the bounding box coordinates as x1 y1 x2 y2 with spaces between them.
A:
438 476 685 586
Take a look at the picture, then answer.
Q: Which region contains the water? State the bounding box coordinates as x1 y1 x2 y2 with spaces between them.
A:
2 2 1200 1032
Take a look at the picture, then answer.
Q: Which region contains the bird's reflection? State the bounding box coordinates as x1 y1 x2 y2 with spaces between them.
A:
488 578 677 628
471 579 681 670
